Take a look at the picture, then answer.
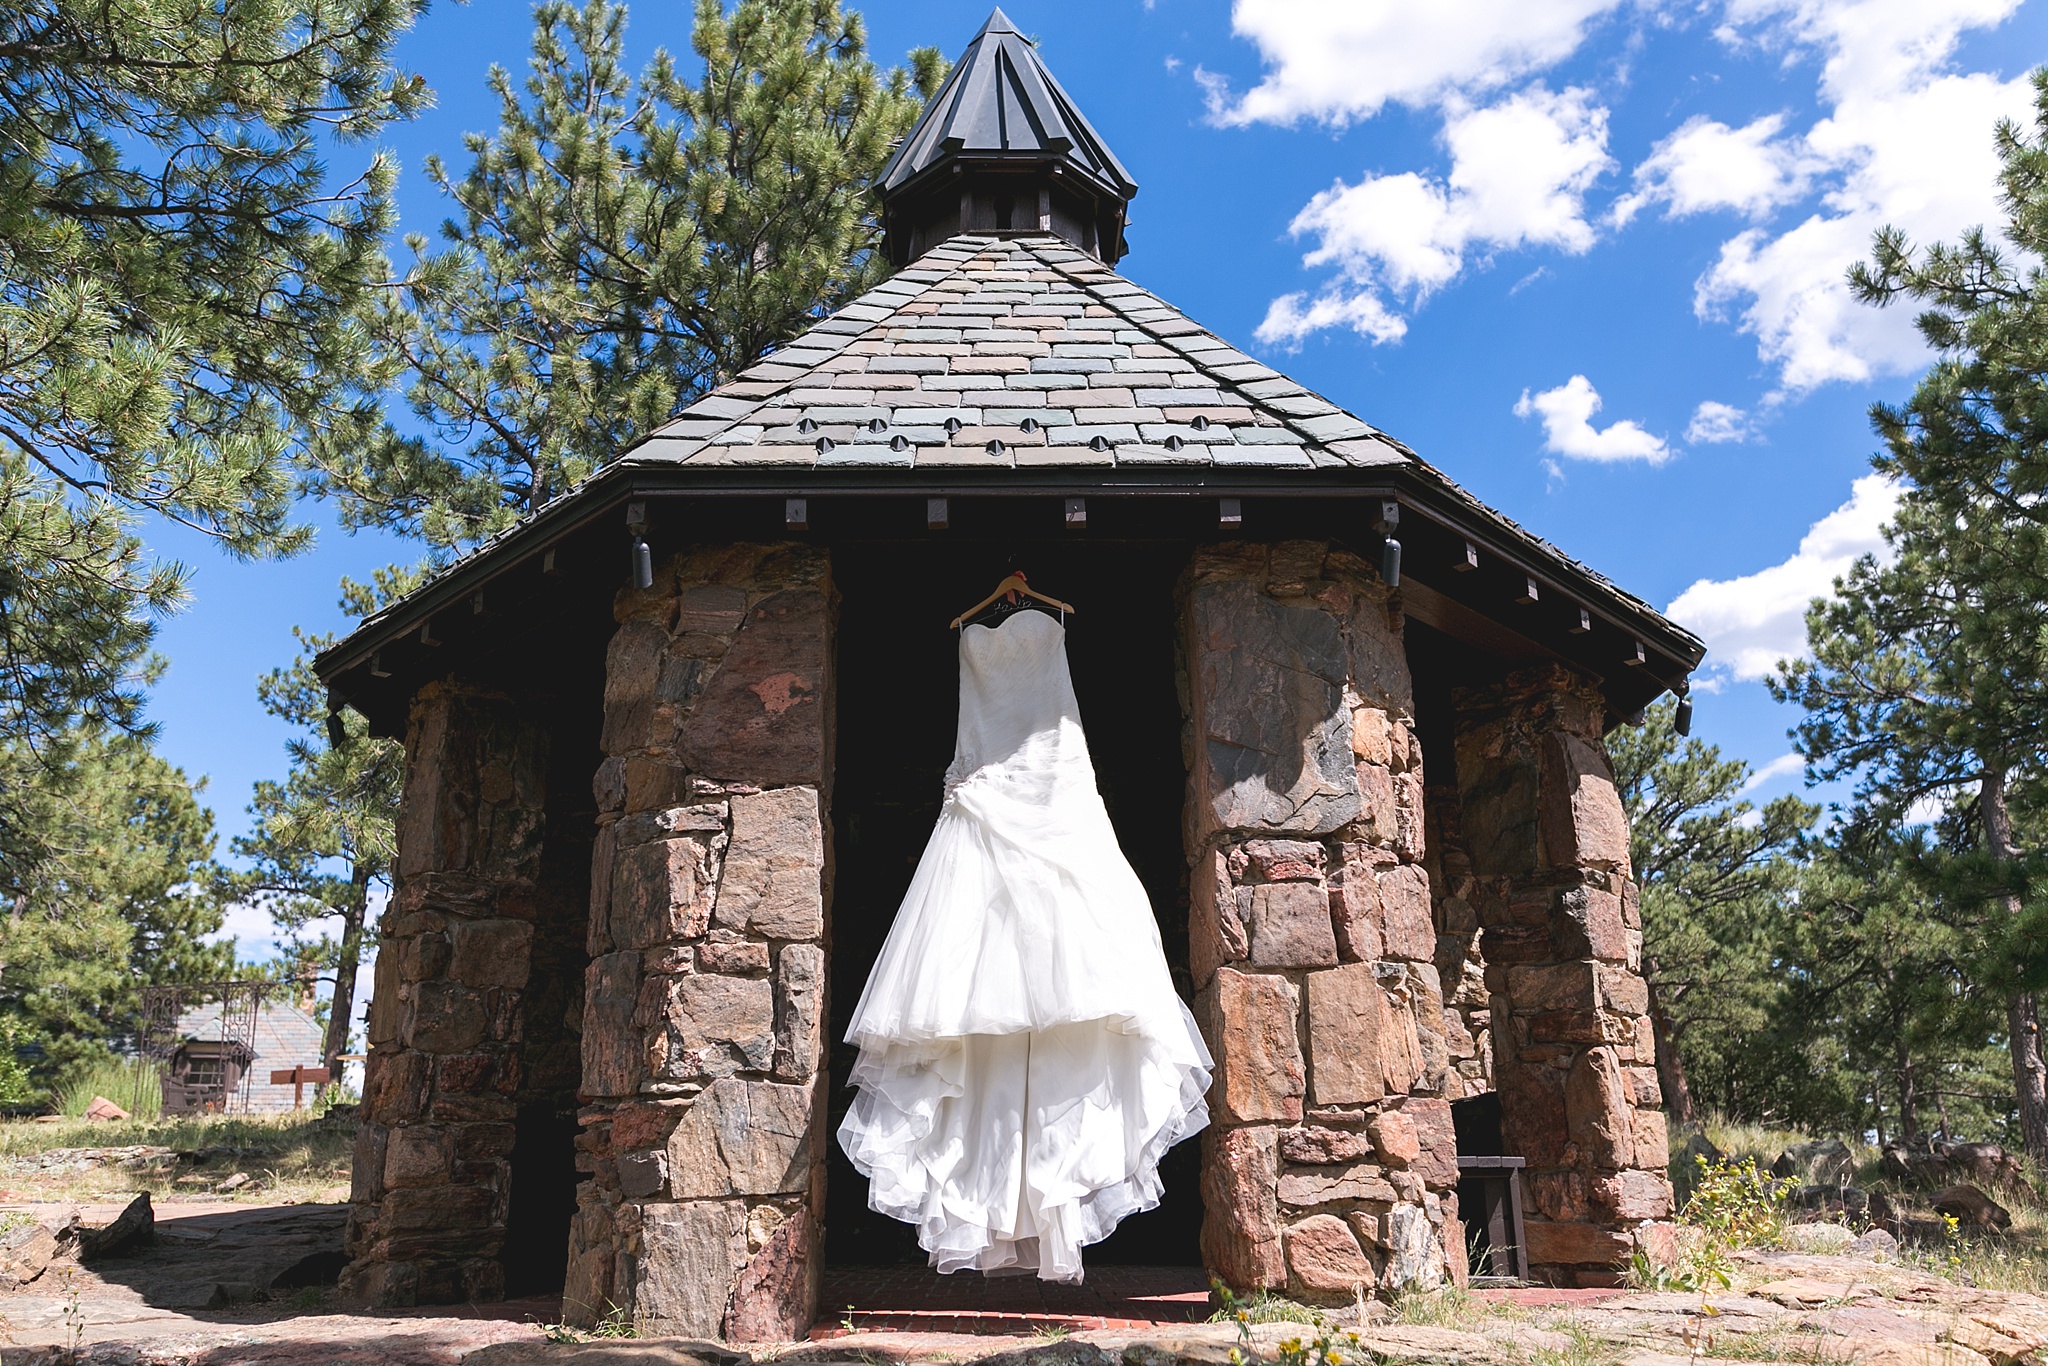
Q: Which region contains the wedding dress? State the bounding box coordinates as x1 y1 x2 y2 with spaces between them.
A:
837 607 1213 1283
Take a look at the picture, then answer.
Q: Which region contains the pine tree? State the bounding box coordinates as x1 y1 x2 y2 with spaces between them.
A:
1778 67 2048 1159
0 0 428 884
235 617 403 1074
1608 699 1814 1126
0 730 236 1074
304 0 944 550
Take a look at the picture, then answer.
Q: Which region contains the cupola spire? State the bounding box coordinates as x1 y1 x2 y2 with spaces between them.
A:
878 9 1137 265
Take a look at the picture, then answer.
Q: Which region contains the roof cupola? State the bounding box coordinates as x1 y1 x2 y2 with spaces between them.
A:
878 8 1137 266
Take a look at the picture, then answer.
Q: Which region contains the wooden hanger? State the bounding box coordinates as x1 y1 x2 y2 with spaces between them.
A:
949 572 1076 628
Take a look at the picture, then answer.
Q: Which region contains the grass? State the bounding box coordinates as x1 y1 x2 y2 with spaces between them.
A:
53 1057 164 1122
1207 1287 1326 1327
1388 1285 1495 1331
0 1109 353 1204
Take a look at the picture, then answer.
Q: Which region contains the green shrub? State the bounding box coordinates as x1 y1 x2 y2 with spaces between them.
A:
53 1055 163 1121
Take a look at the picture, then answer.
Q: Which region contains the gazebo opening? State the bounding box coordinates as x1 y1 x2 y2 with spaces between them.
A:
826 526 1201 1268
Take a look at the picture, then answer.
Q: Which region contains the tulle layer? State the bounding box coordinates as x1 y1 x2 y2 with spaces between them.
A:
838 610 1212 1282
836 1012 1213 1282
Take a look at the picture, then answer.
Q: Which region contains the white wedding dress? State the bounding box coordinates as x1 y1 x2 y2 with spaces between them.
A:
837 608 1213 1283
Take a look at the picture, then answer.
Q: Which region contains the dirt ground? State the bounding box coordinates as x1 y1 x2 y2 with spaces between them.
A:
0 1195 2042 1366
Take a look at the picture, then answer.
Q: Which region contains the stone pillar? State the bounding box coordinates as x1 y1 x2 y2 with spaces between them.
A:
1455 664 1673 1286
343 682 547 1307
568 544 832 1342
1183 542 1461 1304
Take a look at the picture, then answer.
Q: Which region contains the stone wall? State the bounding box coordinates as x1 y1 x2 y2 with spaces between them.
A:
1454 664 1674 1286
568 544 833 1342
1427 787 1493 1101
344 682 550 1307
1181 542 1461 1302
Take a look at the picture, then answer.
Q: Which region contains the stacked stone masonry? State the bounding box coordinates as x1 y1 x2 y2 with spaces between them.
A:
568 544 834 1343
1182 542 1461 1304
1453 665 1676 1285
344 682 550 1307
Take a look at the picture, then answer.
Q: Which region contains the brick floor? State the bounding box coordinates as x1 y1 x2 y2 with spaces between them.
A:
814 1265 1215 1338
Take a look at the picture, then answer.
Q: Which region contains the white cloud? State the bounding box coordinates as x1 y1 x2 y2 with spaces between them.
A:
1686 400 1755 443
1684 0 2032 390
1203 0 1629 127
1257 86 1612 345
1740 752 1808 793
1514 375 1672 463
1665 473 1899 682
1612 113 1816 223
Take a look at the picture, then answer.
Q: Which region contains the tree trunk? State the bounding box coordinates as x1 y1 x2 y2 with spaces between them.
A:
1644 965 1700 1127
1893 1016 1919 1141
1982 768 2048 1163
321 862 373 1078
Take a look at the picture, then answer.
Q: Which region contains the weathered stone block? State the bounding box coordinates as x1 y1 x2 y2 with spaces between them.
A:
1404 1098 1460 1190
1280 1126 1375 1166
699 940 771 975
1202 1125 1284 1289
406 982 488 1054
647 974 776 1079
364 1050 430 1124
714 788 825 940
1243 883 1340 968
1352 708 1392 766
562 1185 617 1328
1540 733 1631 875
610 1100 687 1153
351 1123 388 1204
1304 962 1387 1106
1190 847 1248 990
1204 968 1305 1123
1633 1108 1669 1168
1553 887 1628 962
725 1209 815 1341
1367 1111 1421 1168
1530 1170 1589 1221
1523 1220 1631 1269
448 919 534 990
634 1200 746 1339
1285 1214 1377 1300
1384 1203 1444 1291
581 951 644 1099
1329 847 1386 964
601 620 668 755
1593 1169 1674 1220
773 944 826 1083
1497 1061 1569 1169
1187 579 1362 839
617 1149 668 1200
612 836 719 949
1279 1162 1396 1207
675 585 831 787
1564 1047 1634 1169
668 1078 816 1198
1378 864 1435 961
1242 840 1327 882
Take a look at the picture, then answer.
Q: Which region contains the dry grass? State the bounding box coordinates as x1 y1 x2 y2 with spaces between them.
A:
0 1111 353 1204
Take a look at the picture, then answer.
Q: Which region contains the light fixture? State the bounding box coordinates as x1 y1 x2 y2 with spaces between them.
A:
1374 500 1402 588
786 498 809 531
927 497 950 530
632 538 654 590
1455 541 1479 573
1219 497 1243 530
1675 682 1694 736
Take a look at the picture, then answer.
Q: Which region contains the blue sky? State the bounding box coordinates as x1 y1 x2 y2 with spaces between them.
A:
153 0 2048 955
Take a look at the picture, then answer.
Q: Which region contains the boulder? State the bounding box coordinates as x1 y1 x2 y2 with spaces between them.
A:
1930 1183 2010 1231
1848 1227 1898 1260
81 1096 128 1123
460 1341 750 1366
0 1220 56 1289
1772 1139 1856 1187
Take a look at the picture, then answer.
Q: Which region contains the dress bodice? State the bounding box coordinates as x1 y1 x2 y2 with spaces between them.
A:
945 610 1086 790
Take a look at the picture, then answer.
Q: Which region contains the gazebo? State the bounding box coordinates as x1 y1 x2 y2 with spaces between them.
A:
319 8 1703 1340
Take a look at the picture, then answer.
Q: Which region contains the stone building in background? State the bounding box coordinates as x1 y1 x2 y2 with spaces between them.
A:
316 8 1703 1342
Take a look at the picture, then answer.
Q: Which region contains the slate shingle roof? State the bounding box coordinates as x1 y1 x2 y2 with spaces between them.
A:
629 233 1413 474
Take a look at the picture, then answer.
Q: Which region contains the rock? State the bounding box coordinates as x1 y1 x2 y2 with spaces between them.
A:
1242 883 1340 969
1772 1139 1857 1187
73 1191 154 1260
1204 968 1304 1122
1367 1111 1421 1168
81 1096 128 1123
1946 1142 2033 1200
461 1340 751 1366
647 973 776 1079
1301 963 1389 1106
1349 1327 1496 1361
1201 1126 1284 1289
713 788 825 940
1931 1183 2010 1230
665 1078 814 1198
1795 1184 1870 1217
1277 1162 1396 1207
1522 1220 1631 1269
977 1343 1119 1366
216 1171 256 1193
633 1202 748 1339
1845 1343 1991 1366
1758 1276 1875 1306
1778 1223 1857 1254
0 1220 56 1288
1384 1203 1443 1292
1848 1228 1898 1260
723 1211 814 1342
1281 1126 1375 1166
1284 1213 1377 1299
